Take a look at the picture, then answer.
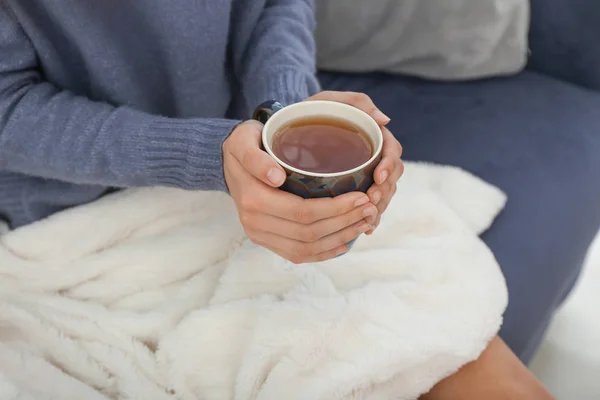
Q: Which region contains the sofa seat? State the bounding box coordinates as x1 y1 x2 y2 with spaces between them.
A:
319 70 600 362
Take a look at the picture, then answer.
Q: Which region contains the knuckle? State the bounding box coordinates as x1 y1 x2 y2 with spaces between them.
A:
239 194 261 212
241 149 259 170
239 211 253 227
337 199 351 215
368 185 379 197
239 195 254 211
380 186 391 201
383 179 393 192
396 160 405 177
344 211 358 228
380 157 393 170
355 92 369 101
295 242 315 258
246 231 260 245
299 226 319 242
293 207 315 224
347 226 362 242
349 92 369 105
289 255 304 265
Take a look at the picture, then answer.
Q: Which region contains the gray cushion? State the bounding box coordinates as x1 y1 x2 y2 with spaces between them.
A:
315 0 530 80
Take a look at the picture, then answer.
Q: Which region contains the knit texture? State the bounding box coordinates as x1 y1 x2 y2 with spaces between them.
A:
0 0 320 228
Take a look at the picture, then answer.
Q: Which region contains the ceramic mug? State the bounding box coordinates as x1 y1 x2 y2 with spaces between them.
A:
253 100 383 249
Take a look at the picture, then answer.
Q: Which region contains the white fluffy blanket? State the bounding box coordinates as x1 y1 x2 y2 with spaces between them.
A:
0 162 508 400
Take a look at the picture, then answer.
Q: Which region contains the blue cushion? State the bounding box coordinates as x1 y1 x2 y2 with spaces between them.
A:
319 71 600 363
528 0 600 91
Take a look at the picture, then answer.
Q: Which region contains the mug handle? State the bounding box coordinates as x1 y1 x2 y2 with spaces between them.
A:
252 100 284 124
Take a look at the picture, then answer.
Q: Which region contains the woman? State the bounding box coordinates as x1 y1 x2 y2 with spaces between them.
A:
0 1 552 398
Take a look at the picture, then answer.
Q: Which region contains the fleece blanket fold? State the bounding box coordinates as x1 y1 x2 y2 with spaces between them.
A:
0 162 508 400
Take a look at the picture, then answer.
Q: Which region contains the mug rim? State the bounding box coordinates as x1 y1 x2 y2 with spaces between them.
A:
261 100 383 178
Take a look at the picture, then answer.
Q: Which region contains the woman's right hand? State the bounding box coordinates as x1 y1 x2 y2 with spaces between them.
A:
223 120 378 264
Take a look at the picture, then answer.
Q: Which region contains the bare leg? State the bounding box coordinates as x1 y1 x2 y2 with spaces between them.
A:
420 336 554 400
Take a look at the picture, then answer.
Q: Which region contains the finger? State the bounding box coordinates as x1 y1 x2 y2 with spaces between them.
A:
249 219 371 261
226 120 287 188
368 182 390 213
383 127 403 158
370 151 404 204
313 202 377 234
368 161 401 211
294 245 349 264
374 156 396 185
309 91 390 126
380 157 405 190
302 218 371 254
391 158 405 184
248 189 371 225
367 161 402 219
379 166 401 213
367 182 385 206
244 202 378 242
249 232 350 264
374 128 403 184
376 187 394 216
366 215 381 236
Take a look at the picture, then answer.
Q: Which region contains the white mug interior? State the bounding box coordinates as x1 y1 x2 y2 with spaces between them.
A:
262 100 383 177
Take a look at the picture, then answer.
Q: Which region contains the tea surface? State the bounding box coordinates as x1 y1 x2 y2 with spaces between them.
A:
272 117 372 174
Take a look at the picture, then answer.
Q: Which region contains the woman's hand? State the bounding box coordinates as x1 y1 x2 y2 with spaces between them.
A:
223 120 379 264
365 127 404 234
305 92 404 234
223 91 403 263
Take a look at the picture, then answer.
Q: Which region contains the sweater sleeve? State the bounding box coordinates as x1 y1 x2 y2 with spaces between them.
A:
0 4 237 192
229 0 322 113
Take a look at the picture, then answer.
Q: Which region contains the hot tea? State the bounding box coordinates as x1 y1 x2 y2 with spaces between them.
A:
271 116 373 174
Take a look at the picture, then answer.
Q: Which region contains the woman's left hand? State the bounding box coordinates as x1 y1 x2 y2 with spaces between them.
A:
305 91 404 234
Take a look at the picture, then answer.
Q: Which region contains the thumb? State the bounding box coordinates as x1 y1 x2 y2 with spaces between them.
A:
227 120 287 187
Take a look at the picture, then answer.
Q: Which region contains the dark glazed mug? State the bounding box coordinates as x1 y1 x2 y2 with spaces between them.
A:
253 100 383 249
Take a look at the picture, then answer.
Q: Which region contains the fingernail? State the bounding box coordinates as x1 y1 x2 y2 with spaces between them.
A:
372 191 382 204
354 196 370 208
380 170 389 183
267 168 286 186
373 110 391 124
363 206 377 218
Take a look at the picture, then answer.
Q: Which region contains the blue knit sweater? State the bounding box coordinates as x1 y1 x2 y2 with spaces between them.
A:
0 0 320 228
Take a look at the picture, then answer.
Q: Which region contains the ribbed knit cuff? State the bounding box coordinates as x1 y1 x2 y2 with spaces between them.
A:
244 68 321 110
141 117 240 192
